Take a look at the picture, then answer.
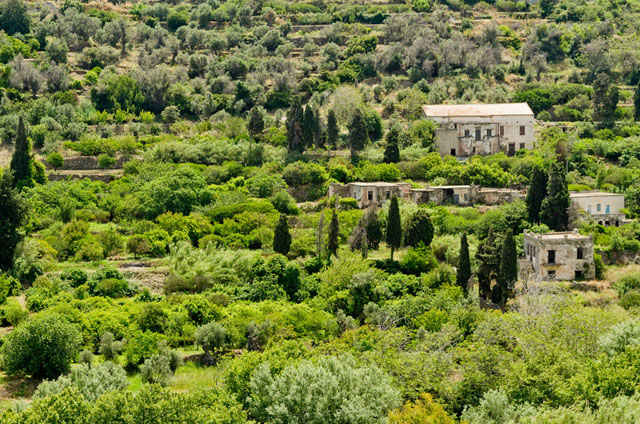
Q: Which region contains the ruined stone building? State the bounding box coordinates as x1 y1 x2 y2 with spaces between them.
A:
422 103 535 157
522 230 595 281
328 182 524 208
570 191 625 227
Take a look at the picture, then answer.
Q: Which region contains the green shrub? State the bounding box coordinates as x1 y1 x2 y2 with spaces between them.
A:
141 353 172 386
124 331 162 370
46 152 64 169
4 313 82 378
34 362 127 402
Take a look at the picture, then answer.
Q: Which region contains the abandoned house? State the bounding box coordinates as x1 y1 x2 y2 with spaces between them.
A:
422 103 535 157
328 182 523 208
522 230 595 281
570 191 625 227
328 182 412 208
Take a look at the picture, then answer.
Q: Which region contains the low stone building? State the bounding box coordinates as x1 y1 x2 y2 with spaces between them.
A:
570 191 625 227
328 182 412 208
422 103 535 157
522 230 595 281
328 182 524 208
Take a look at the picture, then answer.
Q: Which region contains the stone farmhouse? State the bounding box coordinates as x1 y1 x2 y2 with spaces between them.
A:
328 182 524 209
522 230 595 281
422 103 535 157
570 191 625 227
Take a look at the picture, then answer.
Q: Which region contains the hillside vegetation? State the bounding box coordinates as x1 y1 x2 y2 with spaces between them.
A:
2 0 640 422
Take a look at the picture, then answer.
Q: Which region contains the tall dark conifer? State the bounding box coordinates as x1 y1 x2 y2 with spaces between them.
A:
492 229 517 308
348 109 368 163
327 209 339 259
286 97 304 154
0 170 27 271
327 109 338 155
476 226 499 301
386 196 402 261
273 214 291 256
383 126 400 164
302 106 315 150
10 116 32 189
457 233 471 295
540 161 570 231
526 166 548 223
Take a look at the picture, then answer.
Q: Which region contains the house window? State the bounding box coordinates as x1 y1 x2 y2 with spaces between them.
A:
575 270 583 279
548 270 556 279
548 250 556 264
451 148 456 156
520 126 526 136
464 129 470 137
367 191 373 201
486 129 492 137
520 143 525 150
386 191 390 199
463 194 469 202
475 128 481 141
587 205 591 214
606 205 610 214
577 248 583 259
597 204 601 212
500 126 504 136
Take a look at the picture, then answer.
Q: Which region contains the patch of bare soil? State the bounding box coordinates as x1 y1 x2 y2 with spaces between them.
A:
118 262 168 295
0 373 40 404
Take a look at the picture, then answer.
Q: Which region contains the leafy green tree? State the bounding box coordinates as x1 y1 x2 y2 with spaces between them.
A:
46 152 64 170
383 125 400 163
476 226 500 301
348 109 369 162
249 355 400 424
10 117 32 189
526 166 548 223
0 0 30 35
0 170 27 271
328 209 339 259
4 313 82 379
386 196 402 260
492 229 517 308
389 394 455 424
141 354 172 386
327 109 339 153
195 322 230 365
539 0 557 17
457 232 471 295
273 214 291 256
404 208 434 248
540 161 570 231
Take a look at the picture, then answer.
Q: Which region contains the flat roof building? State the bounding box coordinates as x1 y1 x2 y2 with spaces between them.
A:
522 230 595 281
570 191 625 226
423 103 535 158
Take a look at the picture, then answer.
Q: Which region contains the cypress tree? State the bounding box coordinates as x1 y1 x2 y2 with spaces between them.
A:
302 106 315 149
313 109 323 157
273 214 291 256
634 80 640 121
593 73 618 129
286 97 304 154
316 212 324 258
383 125 400 164
361 229 368 259
327 109 338 154
327 209 339 259
10 116 32 189
348 109 369 163
0 170 27 271
525 166 548 223
457 232 471 295
404 208 434 248
492 229 517 308
248 106 265 140
386 196 402 261
540 161 570 231
476 226 499 301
